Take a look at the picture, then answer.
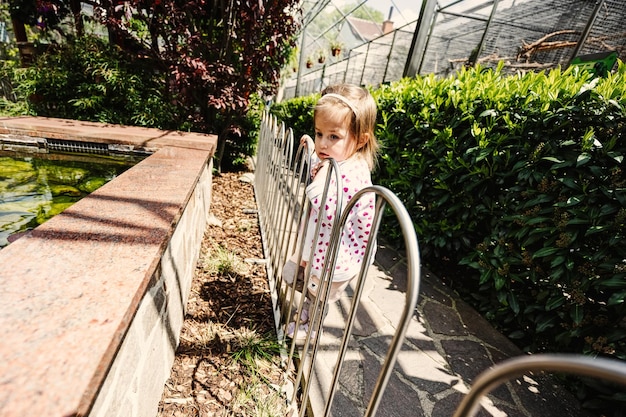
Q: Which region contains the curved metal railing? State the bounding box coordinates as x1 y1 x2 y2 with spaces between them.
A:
453 353 626 417
255 111 422 417
255 111 626 417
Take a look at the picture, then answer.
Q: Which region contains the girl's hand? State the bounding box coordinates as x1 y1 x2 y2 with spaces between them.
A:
300 135 321 178
311 160 329 180
311 161 323 179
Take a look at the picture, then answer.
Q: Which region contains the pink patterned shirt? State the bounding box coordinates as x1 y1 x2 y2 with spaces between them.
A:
301 154 376 282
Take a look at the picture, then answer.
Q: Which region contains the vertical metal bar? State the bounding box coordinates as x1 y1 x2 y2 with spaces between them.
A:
270 127 295 294
382 29 399 83
295 25 308 97
264 122 284 268
343 50 351 83
403 0 438 77
466 0 500 67
568 0 606 65
360 42 372 86
275 130 299 287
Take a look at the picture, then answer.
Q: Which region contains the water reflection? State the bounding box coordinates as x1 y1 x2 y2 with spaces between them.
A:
0 151 139 248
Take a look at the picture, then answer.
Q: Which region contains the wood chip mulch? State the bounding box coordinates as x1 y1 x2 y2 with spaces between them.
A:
157 171 288 417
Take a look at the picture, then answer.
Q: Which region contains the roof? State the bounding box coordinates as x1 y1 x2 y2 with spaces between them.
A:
346 16 383 42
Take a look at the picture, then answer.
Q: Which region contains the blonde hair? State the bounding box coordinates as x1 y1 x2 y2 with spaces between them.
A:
314 84 379 170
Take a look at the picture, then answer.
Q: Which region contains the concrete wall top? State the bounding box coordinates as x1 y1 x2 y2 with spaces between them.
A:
0 118 217 417
0 116 217 153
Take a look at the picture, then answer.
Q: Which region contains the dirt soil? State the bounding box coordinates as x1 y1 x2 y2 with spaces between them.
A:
157 170 287 417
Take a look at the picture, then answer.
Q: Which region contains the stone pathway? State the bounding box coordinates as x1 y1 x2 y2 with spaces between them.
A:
305 243 590 417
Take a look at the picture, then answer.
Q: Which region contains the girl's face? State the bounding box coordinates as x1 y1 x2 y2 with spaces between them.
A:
314 108 358 163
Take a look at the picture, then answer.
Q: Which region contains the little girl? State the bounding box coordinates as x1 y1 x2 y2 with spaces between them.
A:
283 84 380 339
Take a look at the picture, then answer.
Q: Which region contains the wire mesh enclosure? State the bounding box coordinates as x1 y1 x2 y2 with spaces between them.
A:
424 0 626 76
282 0 626 100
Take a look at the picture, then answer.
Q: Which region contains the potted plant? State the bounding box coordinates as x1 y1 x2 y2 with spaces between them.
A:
306 57 313 68
317 50 326 64
330 40 343 57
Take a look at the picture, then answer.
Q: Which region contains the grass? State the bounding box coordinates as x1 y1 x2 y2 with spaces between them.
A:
202 242 250 276
231 328 285 369
232 375 289 417
230 329 290 417
190 242 291 416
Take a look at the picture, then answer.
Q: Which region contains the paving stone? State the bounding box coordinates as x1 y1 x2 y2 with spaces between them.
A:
308 344 363 416
404 333 439 354
361 267 379 295
329 390 363 417
368 278 411 327
442 339 494 381
455 300 521 355
418 275 454 307
362 335 455 396
422 301 468 336
387 261 409 293
488 404 529 417
403 316 440 353
337 355 364 400
361 348 426 417
374 245 404 272
508 373 592 417
353 299 384 336
432 390 499 417
441 339 515 406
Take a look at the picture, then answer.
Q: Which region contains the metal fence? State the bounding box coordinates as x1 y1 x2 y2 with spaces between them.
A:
254 112 422 416
281 0 626 100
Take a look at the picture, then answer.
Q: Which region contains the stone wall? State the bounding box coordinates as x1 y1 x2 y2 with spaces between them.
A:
0 117 217 417
88 162 212 417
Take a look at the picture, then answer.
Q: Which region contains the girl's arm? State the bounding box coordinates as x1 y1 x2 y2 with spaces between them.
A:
306 161 333 212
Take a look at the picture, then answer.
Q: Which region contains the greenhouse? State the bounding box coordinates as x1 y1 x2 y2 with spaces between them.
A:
286 0 626 98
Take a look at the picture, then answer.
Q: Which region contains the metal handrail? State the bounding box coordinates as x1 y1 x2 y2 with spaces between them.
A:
322 185 421 417
453 353 626 417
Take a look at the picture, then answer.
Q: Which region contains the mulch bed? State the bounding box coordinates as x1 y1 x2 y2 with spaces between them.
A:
157 171 288 417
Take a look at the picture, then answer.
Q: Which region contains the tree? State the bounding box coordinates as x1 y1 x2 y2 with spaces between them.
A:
8 0 301 171
94 0 301 170
8 0 81 41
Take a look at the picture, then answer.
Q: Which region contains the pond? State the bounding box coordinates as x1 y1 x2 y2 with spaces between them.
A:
0 150 143 248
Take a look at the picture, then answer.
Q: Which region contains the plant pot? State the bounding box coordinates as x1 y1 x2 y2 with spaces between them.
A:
331 48 341 57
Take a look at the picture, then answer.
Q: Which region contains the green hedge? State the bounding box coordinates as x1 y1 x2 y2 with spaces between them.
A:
272 62 626 413
375 62 626 355
269 93 317 142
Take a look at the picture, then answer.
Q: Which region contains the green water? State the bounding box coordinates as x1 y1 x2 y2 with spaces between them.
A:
0 150 141 248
